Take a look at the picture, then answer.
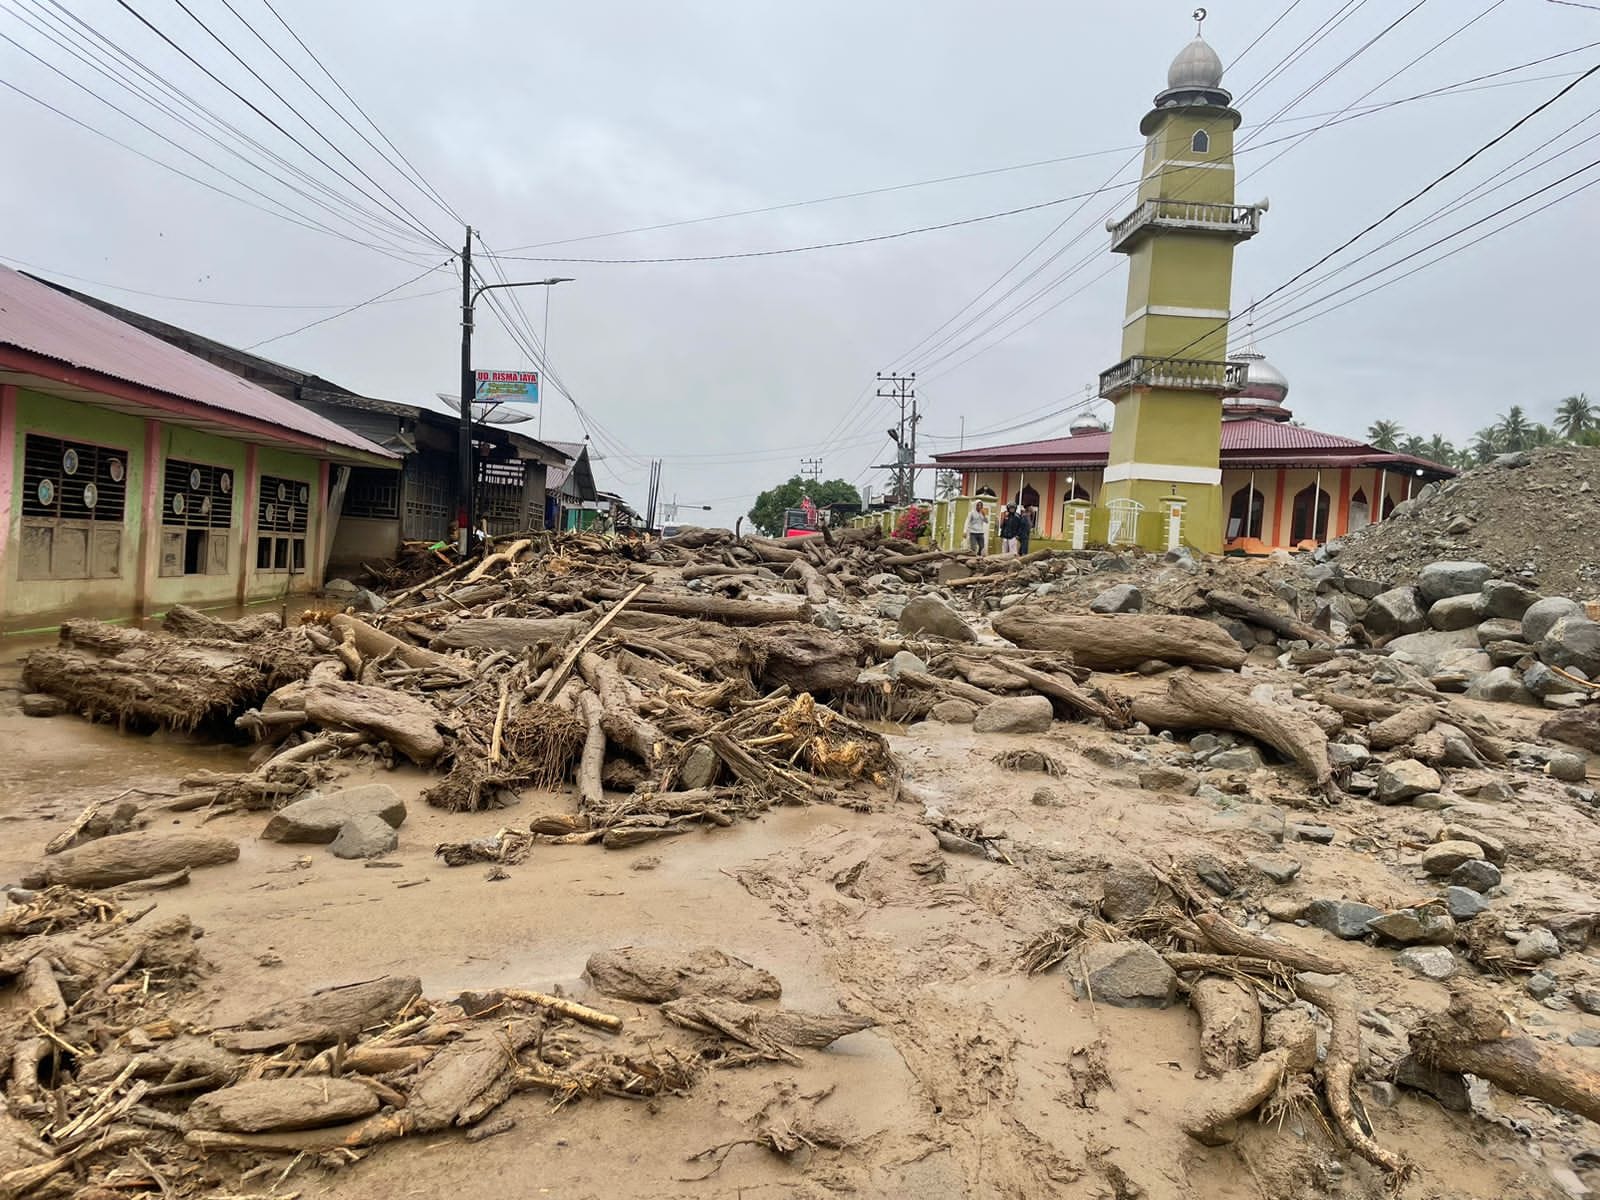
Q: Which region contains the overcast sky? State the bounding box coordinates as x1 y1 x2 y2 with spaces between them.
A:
3 0 1597 526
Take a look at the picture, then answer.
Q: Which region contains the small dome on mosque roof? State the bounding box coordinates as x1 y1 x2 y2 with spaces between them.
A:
1070 412 1108 436
1168 36 1225 91
1229 349 1290 404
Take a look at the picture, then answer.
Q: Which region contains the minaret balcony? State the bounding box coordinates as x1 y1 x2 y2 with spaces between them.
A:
1099 355 1246 399
1108 198 1262 254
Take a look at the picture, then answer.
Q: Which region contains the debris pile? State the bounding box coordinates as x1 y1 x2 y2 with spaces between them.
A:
0 883 867 1194
1335 445 1600 599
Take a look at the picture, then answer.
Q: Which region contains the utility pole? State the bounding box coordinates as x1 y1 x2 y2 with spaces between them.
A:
800 457 822 484
458 226 474 553
874 372 916 504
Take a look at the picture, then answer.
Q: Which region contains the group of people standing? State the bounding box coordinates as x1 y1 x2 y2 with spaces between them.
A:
963 500 1034 556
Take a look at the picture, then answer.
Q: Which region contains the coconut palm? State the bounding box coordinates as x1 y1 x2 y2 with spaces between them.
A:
1556 393 1594 440
1424 434 1455 466
1366 420 1403 450
1400 434 1428 458
935 470 961 500
1469 426 1502 464
1494 405 1535 451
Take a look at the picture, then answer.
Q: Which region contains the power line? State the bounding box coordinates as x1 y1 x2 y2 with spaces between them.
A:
5 0 442 257
245 259 452 349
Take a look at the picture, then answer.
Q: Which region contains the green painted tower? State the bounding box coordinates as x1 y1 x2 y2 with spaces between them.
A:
1098 26 1264 553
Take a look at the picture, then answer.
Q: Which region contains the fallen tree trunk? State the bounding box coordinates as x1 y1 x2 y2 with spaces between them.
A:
1181 1047 1293 1146
163 604 282 642
464 537 532 583
576 691 606 813
1368 705 1441 750
21 831 238 889
428 617 583 654
594 589 809 626
742 624 862 694
577 651 667 765
328 614 465 676
1411 991 1600 1126
1132 672 1333 791
1190 977 1262 1075
992 610 1247 671
1204 590 1333 647
660 996 873 1061
1296 977 1408 1177
972 656 1118 725
786 559 830 605
240 975 422 1042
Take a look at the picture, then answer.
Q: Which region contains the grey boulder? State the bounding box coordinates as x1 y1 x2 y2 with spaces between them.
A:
1090 584 1144 614
1074 941 1177 1009
1523 596 1584 644
329 812 399 860
1463 666 1534 704
1482 580 1540 620
973 696 1053 735
1375 759 1441 805
262 784 407 844
1386 628 1481 675
1449 859 1502 893
1444 886 1489 920
1365 587 1426 638
1418 561 1493 606
1306 899 1383 940
1427 593 1488 631
897 595 977 642
1513 927 1561 964
1396 946 1457 981
1366 904 1456 946
1541 617 1600 678
1421 840 1484 876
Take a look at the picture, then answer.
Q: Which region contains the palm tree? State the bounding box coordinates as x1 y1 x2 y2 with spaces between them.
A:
1469 426 1502 464
1556 393 1594 440
1367 420 1403 450
935 470 960 500
1425 434 1455 466
1400 434 1428 458
1495 405 1534 451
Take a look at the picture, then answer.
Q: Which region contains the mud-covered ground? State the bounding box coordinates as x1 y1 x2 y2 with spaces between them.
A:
4 646 1596 1200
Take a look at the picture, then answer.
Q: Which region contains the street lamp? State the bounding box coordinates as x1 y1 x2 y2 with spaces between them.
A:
457 239 575 551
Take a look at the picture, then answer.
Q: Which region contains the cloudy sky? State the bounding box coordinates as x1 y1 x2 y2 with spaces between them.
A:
2 0 1596 526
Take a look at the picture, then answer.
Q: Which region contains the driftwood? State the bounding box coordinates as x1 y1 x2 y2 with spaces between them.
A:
188 1077 381 1133
742 625 861 694
1190 977 1263 1075
1411 990 1600 1125
1204 590 1332 647
240 975 422 1042
163 604 282 642
1181 1046 1294 1146
301 680 444 764
464 537 532 582
1132 672 1333 791
967 656 1118 725
991 609 1247 671
586 946 782 1004
539 582 648 699
42 795 139 855
595 589 809 626
660 996 873 1061
578 651 667 765
21 832 238 889
1296 978 1408 1177
386 554 479 607
576 691 607 812
328 614 465 676
1368 705 1441 750
1188 911 1344 977
426 617 584 654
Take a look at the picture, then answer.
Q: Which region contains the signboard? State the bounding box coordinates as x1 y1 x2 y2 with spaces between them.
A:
474 369 539 404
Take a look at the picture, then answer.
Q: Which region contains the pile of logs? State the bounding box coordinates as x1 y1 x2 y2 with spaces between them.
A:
0 888 870 1193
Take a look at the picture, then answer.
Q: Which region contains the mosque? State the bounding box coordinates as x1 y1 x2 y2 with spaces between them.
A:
930 25 1453 554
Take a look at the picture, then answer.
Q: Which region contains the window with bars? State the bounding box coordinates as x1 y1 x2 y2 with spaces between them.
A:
343 466 400 520
17 434 128 581
255 474 312 574
159 458 234 577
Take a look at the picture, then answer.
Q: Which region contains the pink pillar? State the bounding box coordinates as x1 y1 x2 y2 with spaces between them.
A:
314 459 330 588
237 445 258 606
0 385 15 625
136 420 161 619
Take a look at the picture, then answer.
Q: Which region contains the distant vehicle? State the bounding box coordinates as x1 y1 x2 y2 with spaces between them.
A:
660 524 682 540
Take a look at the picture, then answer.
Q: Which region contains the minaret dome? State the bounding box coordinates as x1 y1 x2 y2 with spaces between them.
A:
1168 37 1224 90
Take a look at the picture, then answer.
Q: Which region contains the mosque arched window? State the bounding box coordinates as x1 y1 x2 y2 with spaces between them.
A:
1191 129 1210 154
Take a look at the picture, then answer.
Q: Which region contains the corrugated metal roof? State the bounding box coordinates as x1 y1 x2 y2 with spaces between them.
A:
932 416 1453 474
0 266 392 458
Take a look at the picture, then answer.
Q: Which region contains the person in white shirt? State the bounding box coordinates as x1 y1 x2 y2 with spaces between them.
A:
965 501 989 555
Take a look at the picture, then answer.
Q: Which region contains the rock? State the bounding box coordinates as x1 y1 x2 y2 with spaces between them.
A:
328 813 398 860
1365 587 1426 638
1541 618 1600 678
1209 746 1264 771
811 605 843 632
20 693 65 717
189 1077 379 1133
1421 840 1484 876
1526 662 1588 699
1100 867 1162 921
1487 639 1533 667
262 784 407 844
1395 1055 1471 1111
1550 752 1590 783
1492 450 1531 468
1137 765 1199 795
1290 823 1336 845
1190 733 1227 755
1526 971 1559 1000
1576 990 1600 1016
1328 742 1371 769
888 650 928 678
585 946 781 1003
1191 855 1236 897
1523 596 1584 644
1444 887 1490 921
1418 561 1493 606
1089 584 1143 614
929 699 977 724
1547 913 1596 951
1207 805 1289 842
322 578 361 599
1346 772 1377 794
1514 927 1561 963
1448 859 1501 893
1432 648 1495 693
1366 904 1456 946
1476 617 1527 647
1305 899 1383 940
1464 666 1534 704
1375 759 1442 805
679 744 720 790
897 595 977 642
1396 946 1457 981
1388 628 1483 675
1343 576 1385 600
1428 593 1488 631
1030 786 1064 807
1249 855 1302 884
1569 1031 1600 1050
1542 708 1600 753
1482 580 1541 620
1074 941 1177 1009
1365 1081 1401 1108
874 596 908 621
972 696 1053 735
